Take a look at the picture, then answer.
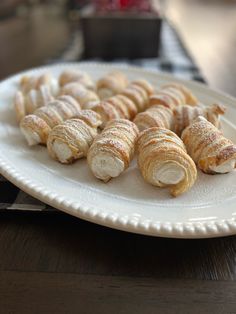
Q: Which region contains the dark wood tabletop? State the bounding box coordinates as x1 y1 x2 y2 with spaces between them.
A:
1 1 236 313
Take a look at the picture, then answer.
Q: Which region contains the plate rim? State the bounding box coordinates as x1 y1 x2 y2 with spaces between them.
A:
0 61 236 239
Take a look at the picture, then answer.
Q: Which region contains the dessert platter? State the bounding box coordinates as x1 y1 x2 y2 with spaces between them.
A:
0 62 235 238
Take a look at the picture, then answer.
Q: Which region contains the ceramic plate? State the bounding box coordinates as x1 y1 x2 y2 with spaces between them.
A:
0 62 236 238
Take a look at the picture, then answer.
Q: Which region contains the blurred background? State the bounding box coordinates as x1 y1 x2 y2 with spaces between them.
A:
0 0 236 95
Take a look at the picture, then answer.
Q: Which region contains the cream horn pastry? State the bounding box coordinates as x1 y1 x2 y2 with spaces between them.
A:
136 127 197 196
92 79 153 127
61 82 99 109
181 116 236 174
149 82 198 110
173 103 226 135
162 83 198 106
20 72 59 96
121 80 151 112
92 95 133 128
96 71 128 100
47 110 102 164
20 95 81 146
14 91 26 123
14 85 54 123
133 105 174 131
87 119 139 182
59 69 95 90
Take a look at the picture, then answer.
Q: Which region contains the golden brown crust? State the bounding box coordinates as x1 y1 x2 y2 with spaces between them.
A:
20 114 51 145
20 96 81 145
181 116 236 174
149 82 199 110
96 71 128 99
72 110 102 128
115 95 138 120
173 104 225 135
131 79 154 96
106 97 129 119
161 83 198 106
92 101 120 128
136 127 197 196
47 111 101 163
14 91 26 123
59 70 95 90
134 105 174 131
87 119 139 182
20 72 59 96
61 82 99 108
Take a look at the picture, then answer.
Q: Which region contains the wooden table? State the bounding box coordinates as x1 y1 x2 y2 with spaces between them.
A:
1 1 236 313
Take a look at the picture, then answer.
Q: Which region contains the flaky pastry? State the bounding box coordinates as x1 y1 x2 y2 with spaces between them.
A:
59 69 95 90
97 71 129 100
20 95 81 146
149 82 198 110
47 110 102 163
182 116 236 174
136 127 197 196
134 105 174 131
87 119 139 182
61 82 99 109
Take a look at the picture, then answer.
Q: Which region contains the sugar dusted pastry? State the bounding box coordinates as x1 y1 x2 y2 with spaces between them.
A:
121 80 151 112
20 95 81 146
134 105 174 131
92 79 153 127
20 72 59 96
131 79 154 97
87 119 139 182
162 83 198 106
14 85 54 123
47 110 102 164
14 91 26 123
59 69 95 90
182 116 236 174
115 95 138 120
92 96 133 128
136 127 197 196
61 82 99 109
149 83 198 110
173 103 226 135
97 71 128 100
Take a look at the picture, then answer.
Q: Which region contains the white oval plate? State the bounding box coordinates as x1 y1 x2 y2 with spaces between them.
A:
0 62 236 238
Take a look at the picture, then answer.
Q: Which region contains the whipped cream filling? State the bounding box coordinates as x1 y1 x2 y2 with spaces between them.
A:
21 127 41 146
91 153 124 181
52 140 72 163
210 159 236 173
154 163 185 185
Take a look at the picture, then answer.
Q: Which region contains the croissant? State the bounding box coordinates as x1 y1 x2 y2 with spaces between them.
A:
181 116 236 174
149 82 198 110
59 69 95 90
61 82 99 109
20 72 59 96
20 95 81 146
96 71 128 100
133 105 174 131
47 110 102 164
173 104 226 135
87 119 139 182
136 127 197 196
